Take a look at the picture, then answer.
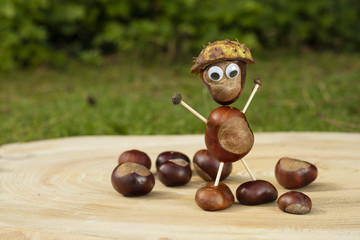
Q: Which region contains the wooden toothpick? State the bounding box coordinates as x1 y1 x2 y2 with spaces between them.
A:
214 162 224 187
172 93 207 123
242 78 262 113
241 159 256 181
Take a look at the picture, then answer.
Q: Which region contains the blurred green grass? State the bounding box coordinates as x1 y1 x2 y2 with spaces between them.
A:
0 51 359 145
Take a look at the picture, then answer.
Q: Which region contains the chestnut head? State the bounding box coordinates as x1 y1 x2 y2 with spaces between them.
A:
200 61 247 105
190 40 255 105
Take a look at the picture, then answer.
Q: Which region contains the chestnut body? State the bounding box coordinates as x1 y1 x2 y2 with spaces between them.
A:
275 157 318 189
205 106 254 163
118 149 151 169
195 182 234 211
193 149 232 181
111 162 155 196
236 180 278 205
278 191 312 214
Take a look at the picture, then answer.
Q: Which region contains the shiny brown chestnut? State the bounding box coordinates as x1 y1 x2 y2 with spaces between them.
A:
157 159 192 186
236 180 278 205
205 106 254 163
118 149 151 169
200 61 247 105
277 191 312 214
111 162 155 196
193 149 232 181
195 182 234 211
156 151 190 169
275 157 318 189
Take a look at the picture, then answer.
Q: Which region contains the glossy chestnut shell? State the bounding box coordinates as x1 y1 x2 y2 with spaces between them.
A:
118 149 152 169
236 180 278 205
193 149 232 181
111 162 155 196
195 182 234 211
156 151 190 169
277 191 312 214
205 106 254 163
275 157 318 189
157 159 192 186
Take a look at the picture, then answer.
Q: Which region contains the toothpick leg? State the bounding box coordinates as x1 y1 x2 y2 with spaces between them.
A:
214 162 224 187
241 159 256 181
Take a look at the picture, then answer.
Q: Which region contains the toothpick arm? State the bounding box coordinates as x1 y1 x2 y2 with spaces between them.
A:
242 78 262 114
172 93 207 124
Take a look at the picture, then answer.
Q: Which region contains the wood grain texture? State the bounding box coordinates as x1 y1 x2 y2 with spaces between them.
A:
0 133 359 240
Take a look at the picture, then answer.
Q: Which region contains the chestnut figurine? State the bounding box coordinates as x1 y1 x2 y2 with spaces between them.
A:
277 191 312 214
236 180 278 205
275 157 318 189
195 182 234 211
118 149 151 169
157 159 192 186
156 151 190 170
173 40 260 178
193 149 232 181
111 162 155 196
173 40 263 210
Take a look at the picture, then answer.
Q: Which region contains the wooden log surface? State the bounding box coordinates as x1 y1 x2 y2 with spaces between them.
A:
0 132 359 239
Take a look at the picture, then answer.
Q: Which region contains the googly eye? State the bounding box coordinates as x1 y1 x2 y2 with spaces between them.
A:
225 63 240 78
208 66 223 81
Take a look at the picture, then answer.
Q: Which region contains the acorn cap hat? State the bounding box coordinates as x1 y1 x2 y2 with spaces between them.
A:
190 39 255 74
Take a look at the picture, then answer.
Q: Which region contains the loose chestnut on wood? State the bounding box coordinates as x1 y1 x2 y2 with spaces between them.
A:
275 157 318 189
111 162 155 196
157 159 192 186
156 151 190 169
236 180 278 205
205 106 254 163
278 191 312 214
195 182 234 211
118 149 152 169
193 149 232 181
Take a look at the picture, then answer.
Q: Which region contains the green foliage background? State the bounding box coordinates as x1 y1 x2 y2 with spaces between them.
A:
0 0 360 144
1 0 359 71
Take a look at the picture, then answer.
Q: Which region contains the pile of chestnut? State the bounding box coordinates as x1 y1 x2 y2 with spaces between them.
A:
111 149 318 215
111 150 192 196
275 157 317 214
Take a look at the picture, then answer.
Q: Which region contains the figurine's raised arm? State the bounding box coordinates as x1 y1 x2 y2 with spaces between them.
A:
171 93 207 123
242 78 262 113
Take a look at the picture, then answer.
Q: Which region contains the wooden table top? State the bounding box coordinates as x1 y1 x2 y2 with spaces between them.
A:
0 132 359 239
